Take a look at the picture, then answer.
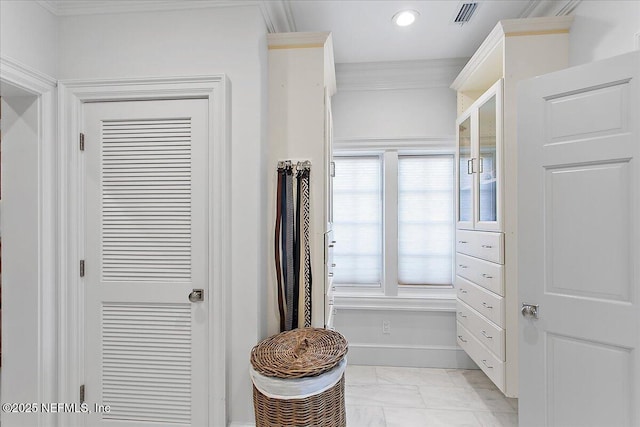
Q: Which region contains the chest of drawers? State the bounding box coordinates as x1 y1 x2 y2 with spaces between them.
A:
455 230 506 392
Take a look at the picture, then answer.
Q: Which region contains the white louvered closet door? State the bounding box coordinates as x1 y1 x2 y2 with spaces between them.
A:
83 99 209 427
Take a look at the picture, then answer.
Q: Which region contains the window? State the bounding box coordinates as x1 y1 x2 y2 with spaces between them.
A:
332 151 454 294
398 156 454 285
332 156 382 285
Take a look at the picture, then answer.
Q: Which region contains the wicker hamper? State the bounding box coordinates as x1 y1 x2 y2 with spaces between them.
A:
250 328 348 427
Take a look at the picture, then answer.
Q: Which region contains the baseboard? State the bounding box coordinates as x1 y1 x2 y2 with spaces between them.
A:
346 343 478 369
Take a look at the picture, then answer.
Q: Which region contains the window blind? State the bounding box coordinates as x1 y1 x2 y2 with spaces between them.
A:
332 156 382 285
398 155 454 285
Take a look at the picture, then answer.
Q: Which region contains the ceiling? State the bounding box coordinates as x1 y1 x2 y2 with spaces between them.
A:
288 0 538 63
40 0 577 64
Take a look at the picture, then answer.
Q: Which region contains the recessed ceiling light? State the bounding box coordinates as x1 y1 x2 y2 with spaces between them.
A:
392 9 419 27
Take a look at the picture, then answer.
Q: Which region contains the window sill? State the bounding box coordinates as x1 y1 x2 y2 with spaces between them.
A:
331 292 456 313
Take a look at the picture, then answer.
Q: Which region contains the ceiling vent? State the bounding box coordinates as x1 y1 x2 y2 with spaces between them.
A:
453 2 479 25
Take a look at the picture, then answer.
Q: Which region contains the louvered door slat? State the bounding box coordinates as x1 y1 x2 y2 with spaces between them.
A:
101 302 192 424
101 118 191 289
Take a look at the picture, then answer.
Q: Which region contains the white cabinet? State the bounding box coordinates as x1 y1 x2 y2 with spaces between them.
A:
451 16 573 397
267 32 336 330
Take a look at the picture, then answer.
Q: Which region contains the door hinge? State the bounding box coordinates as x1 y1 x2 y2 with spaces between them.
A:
79 133 85 151
80 384 85 404
80 260 85 277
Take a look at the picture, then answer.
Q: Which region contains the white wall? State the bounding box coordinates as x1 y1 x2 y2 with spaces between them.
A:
0 95 41 426
569 0 640 66
58 6 268 424
333 86 457 140
330 60 475 368
0 0 58 78
334 308 476 368
0 3 58 425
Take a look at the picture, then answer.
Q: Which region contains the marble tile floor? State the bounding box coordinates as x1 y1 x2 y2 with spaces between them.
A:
345 365 518 427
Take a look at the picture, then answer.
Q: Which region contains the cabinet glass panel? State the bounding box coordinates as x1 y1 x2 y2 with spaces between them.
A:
458 117 472 222
478 95 497 222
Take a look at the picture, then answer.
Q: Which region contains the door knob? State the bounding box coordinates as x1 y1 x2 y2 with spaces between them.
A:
189 289 204 302
521 303 538 319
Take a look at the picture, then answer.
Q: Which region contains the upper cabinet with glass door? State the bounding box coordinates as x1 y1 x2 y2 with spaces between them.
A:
455 79 502 231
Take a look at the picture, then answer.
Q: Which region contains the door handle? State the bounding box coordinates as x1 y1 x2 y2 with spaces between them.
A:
521 303 539 319
467 159 473 174
189 289 204 302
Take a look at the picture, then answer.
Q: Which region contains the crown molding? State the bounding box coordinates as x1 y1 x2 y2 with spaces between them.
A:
41 1 260 16
260 0 296 33
336 58 467 92
36 1 297 34
519 0 583 18
35 1 59 15
518 0 544 18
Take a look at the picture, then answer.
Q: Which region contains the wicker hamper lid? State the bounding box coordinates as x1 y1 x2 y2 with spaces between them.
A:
250 328 348 379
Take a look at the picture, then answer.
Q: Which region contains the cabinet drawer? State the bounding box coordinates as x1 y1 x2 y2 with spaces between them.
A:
456 253 504 296
456 276 504 327
457 300 504 360
456 230 504 264
457 321 505 391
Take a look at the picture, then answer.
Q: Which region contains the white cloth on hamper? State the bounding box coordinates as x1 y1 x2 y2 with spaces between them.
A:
250 357 347 400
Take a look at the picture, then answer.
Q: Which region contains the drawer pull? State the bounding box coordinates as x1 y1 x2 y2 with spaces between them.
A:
458 264 468 269
458 312 467 318
460 289 468 294
481 244 493 249
458 240 468 244
481 359 494 369
482 302 493 309
481 273 493 279
481 330 493 339
457 335 467 343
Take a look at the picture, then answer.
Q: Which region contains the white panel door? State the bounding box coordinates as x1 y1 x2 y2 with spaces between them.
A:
83 99 209 426
518 52 639 427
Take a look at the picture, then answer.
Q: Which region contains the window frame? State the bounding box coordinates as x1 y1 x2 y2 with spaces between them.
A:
333 147 456 299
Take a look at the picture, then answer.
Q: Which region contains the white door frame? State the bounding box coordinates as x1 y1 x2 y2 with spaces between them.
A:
0 55 57 427
57 76 230 427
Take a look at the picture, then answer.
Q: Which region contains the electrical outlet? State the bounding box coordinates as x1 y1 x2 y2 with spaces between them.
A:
382 320 391 334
